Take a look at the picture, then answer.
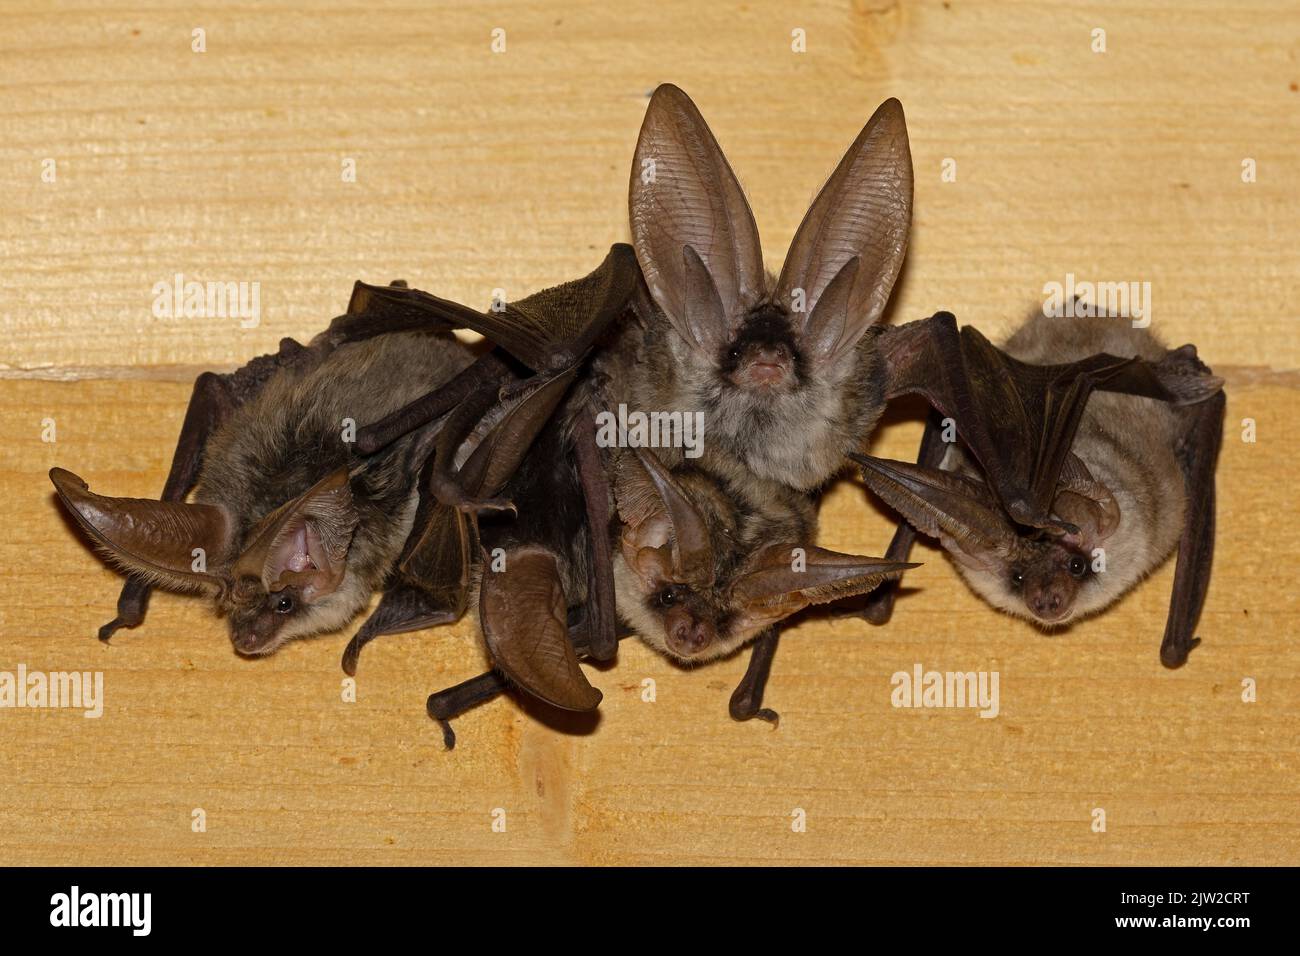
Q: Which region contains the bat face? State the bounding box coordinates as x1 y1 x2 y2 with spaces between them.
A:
629 84 912 490
855 448 1134 631
718 305 802 394
614 448 913 663
50 464 374 657
953 536 1096 627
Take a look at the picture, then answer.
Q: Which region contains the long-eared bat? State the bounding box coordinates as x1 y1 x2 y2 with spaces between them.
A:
624 83 1217 539
50 324 474 656
423 445 913 748
50 246 641 670
854 311 1225 667
348 84 1220 724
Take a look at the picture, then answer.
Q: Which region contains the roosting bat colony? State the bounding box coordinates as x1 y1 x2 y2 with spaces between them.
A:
50 86 1225 748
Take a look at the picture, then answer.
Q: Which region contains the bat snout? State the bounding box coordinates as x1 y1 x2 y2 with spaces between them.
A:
728 344 794 390
1025 586 1072 623
664 609 714 658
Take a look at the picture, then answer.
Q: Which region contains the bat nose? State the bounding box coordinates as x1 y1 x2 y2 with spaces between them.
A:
669 619 712 656
1028 590 1066 621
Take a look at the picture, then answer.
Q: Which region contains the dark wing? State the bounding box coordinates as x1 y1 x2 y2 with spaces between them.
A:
1159 389 1225 668
876 312 1206 532
341 465 473 676
354 244 639 454
350 243 639 374
342 368 578 675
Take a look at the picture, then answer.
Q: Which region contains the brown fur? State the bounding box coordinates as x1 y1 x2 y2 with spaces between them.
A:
195 330 474 651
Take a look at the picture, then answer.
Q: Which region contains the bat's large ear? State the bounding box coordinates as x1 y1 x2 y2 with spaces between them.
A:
731 543 915 633
851 453 1017 572
232 468 358 602
776 98 912 367
614 447 715 587
479 546 602 712
50 468 233 592
1052 454 1120 550
629 83 766 358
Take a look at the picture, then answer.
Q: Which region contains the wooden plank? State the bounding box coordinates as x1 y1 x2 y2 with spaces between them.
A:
1 0 1296 865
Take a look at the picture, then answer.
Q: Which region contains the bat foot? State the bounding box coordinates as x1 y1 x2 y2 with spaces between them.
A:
1160 635 1202 669
729 695 780 726
97 615 137 642
340 638 363 677
426 696 458 749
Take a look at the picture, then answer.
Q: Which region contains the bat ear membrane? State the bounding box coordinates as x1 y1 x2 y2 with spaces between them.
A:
733 543 915 609
1051 454 1120 548
49 467 232 592
479 546 602 712
777 97 913 366
629 83 765 358
851 453 1017 570
233 467 358 601
617 448 715 587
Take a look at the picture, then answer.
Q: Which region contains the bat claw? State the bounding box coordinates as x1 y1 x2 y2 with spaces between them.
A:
426 695 458 749
455 496 516 516
1160 634 1202 669
97 616 135 642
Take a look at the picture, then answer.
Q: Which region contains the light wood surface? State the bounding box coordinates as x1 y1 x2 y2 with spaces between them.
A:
1 0 1296 865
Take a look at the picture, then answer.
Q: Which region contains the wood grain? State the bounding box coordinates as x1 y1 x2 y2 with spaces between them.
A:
1 0 1296 865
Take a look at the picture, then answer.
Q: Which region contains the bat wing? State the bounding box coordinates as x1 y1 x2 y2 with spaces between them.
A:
1159 389 1225 667
349 243 639 374
341 470 473 675
877 312 1205 532
354 245 638 455
342 369 577 674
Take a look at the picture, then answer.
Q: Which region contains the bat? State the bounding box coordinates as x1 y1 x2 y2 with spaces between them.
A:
357 84 1218 724
49 245 640 673
423 445 914 748
51 315 476 656
853 311 1225 667
625 83 1218 539
611 446 912 663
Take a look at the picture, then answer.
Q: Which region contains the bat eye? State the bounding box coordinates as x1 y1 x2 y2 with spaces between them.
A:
273 593 295 614
1009 569 1024 589
657 587 677 607
1068 556 1088 578
727 347 741 362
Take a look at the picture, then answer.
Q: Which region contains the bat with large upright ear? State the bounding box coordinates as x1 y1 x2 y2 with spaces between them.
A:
854 312 1225 667
627 83 1218 538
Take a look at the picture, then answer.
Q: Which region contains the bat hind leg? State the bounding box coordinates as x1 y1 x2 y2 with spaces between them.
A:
426 672 509 750
852 410 948 625
98 575 152 641
729 627 781 726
